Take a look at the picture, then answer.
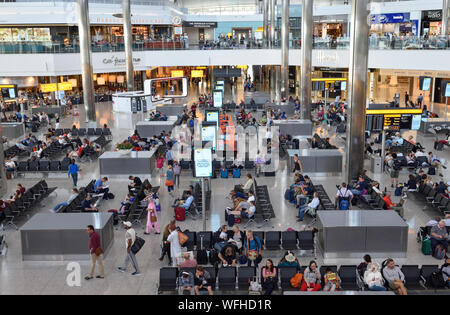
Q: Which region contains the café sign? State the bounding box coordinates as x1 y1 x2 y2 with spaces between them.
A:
102 56 141 66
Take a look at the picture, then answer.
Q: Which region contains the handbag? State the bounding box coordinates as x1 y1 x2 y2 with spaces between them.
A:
150 210 157 223
94 247 103 256
178 231 189 245
130 236 145 254
165 179 174 187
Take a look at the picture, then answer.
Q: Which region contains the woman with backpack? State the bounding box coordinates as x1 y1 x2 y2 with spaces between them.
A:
244 230 262 268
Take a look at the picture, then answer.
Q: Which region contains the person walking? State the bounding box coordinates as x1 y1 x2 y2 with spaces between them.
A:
144 197 160 235
68 159 79 188
85 225 105 280
173 160 181 189
118 221 140 276
166 165 174 195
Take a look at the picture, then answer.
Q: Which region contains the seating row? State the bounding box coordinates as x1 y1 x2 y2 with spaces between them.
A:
158 264 449 294
2 180 57 230
54 128 112 138
413 181 450 216
4 145 28 159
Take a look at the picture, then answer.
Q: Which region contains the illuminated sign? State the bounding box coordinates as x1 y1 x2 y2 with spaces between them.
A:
194 148 213 178
366 109 423 115
191 70 204 78
41 82 73 93
171 70 184 77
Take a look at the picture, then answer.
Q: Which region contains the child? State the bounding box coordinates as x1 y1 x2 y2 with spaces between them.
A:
323 267 341 291
156 154 164 177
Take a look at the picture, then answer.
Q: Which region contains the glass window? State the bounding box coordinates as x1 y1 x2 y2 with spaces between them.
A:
0 28 12 41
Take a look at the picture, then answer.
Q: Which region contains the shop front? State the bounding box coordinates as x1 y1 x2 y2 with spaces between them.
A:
421 10 442 36
182 21 217 47
370 13 415 36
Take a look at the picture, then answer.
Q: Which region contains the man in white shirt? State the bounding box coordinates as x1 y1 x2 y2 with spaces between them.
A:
117 221 140 276
235 191 255 212
297 192 320 222
335 183 353 208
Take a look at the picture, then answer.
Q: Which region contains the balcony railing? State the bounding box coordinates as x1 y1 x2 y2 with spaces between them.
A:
0 35 449 54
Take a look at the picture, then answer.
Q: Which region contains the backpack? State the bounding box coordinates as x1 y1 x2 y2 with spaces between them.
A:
392 159 402 171
220 168 229 179
433 245 445 260
290 273 303 288
427 271 446 288
394 185 404 197
188 119 194 127
232 168 241 178
340 199 350 210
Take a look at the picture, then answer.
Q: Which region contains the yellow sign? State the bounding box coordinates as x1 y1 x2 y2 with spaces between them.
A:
312 78 347 82
0 84 15 88
366 109 423 115
196 66 207 69
191 70 204 78
41 82 73 93
237 65 248 70
171 70 184 77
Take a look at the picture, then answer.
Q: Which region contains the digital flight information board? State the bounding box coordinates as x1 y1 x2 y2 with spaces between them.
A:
366 109 423 131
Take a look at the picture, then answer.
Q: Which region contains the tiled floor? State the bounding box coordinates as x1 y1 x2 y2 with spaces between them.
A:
0 92 449 295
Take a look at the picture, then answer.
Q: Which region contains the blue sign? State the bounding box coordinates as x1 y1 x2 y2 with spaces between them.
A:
371 13 410 24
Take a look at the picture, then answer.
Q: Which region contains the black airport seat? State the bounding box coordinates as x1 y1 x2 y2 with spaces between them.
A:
237 266 256 290
49 161 60 171
264 231 281 250
102 128 112 136
158 267 178 292
338 265 359 290
38 161 50 171
204 267 217 290
253 231 265 246
87 128 95 136
196 231 213 249
281 231 298 250
78 128 87 136
218 267 236 290
401 265 423 290
28 161 39 172
298 231 315 252
420 265 440 289
183 230 196 251
279 266 298 290
17 161 28 172
95 128 103 136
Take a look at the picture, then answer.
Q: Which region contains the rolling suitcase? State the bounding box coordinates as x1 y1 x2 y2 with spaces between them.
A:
196 234 208 265
220 168 229 179
422 237 431 255
428 167 436 175
175 207 186 221
232 168 241 178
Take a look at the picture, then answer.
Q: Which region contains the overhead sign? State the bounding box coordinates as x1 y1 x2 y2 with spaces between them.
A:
0 84 17 99
194 148 213 178
171 70 184 77
366 109 423 115
41 82 73 93
371 13 410 24
191 70 204 78
182 21 217 28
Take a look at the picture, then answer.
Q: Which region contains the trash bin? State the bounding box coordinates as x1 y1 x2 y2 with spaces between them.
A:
371 156 383 174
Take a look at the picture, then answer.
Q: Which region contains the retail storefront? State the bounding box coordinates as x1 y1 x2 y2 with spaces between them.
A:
370 13 416 36
421 10 442 36
182 21 217 47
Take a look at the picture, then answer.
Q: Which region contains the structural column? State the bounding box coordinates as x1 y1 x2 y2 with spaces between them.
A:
269 0 276 48
345 0 370 183
443 0 449 36
263 0 269 47
123 0 134 91
0 127 7 198
300 0 313 120
280 0 290 99
77 0 96 122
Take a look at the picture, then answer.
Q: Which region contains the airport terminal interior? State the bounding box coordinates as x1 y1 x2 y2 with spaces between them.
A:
1 0 450 297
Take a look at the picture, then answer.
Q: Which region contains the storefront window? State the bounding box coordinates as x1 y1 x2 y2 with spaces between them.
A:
0 28 12 41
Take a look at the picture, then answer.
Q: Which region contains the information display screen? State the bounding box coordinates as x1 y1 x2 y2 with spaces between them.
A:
213 90 223 108
205 110 219 127
445 83 450 97
411 115 422 130
194 148 213 178
0 84 18 99
341 81 347 91
201 125 216 150
422 78 431 91
216 80 224 86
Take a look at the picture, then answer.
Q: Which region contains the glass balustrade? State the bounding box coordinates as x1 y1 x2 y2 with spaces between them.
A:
0 35 449 54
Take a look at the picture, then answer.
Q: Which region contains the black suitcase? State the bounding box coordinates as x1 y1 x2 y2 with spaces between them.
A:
337 123 346 133
265 171 275 177
428 167 436 175
196 234 209 265
31 124 38 132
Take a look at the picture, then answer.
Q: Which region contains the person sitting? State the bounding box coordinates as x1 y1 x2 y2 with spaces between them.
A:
178 252 198 269
335 183 353 209
120 193 134 214
351 176 369 196
93 177 110 200
277 251 301 269
213 225 229 252
81 194 98 212
430 220 448 256
406 174 418 191
323 267 341 292
297 192 320 222
176 191 194 211
357 254 372 277
382 192 398 210
178 271 194 295
50 188 79 213
364 262 386 291
193 266 213 295
261 259 277 295
232 174 253 200
442 256 450 288
294 182 309 207
218 244 237 267
128 176 142 194
4 159 16 178
234 191 255 212
301 260 322 291
382 258 407 295
227 201 256 219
